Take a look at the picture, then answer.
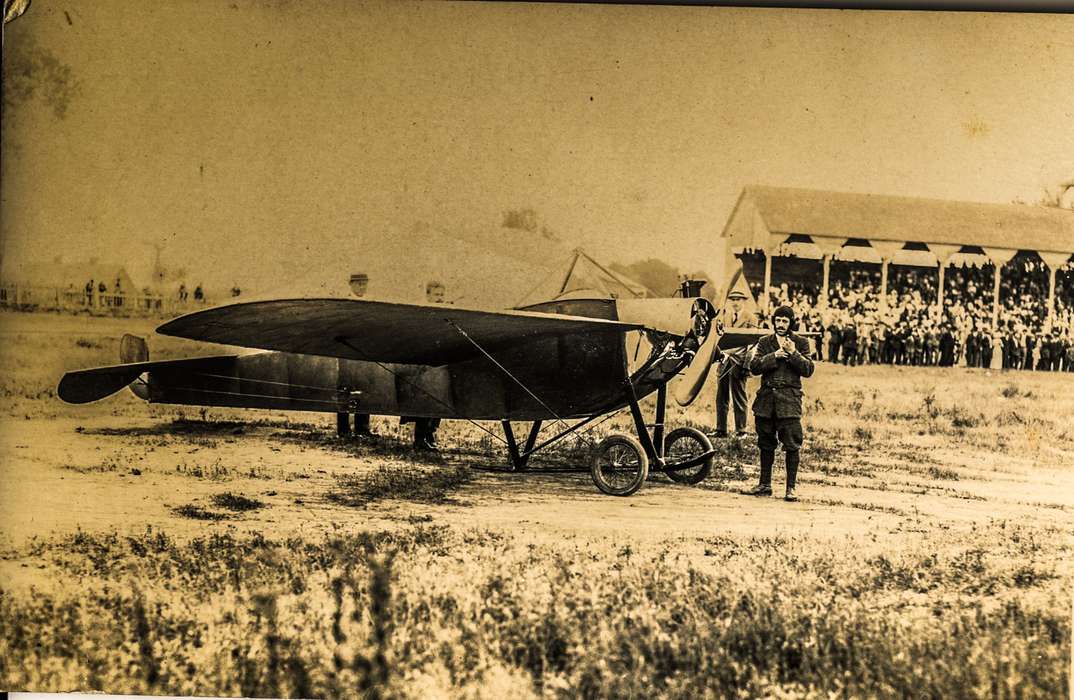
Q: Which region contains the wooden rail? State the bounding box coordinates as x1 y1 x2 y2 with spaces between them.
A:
0 284 220 318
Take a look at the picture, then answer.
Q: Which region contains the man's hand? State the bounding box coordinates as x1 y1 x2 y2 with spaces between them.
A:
773 347 789 360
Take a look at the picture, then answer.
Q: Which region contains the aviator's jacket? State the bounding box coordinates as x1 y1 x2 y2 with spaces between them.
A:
748 332 815 418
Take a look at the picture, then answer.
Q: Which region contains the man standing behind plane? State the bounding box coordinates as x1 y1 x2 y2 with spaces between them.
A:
409 280 446 450
341 273 376 438
713 289 756 438
746 305 815 502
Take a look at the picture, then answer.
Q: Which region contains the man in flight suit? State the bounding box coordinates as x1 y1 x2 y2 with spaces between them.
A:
746 305 816 502
713 289 756 438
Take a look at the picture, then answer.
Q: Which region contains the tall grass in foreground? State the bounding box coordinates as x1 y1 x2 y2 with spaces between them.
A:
1 524 1068 699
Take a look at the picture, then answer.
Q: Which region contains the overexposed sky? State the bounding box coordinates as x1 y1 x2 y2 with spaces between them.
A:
2 1 1072 290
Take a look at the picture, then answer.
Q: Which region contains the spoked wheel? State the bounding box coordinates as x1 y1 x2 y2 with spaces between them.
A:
663 426 714 485
591 433 649 496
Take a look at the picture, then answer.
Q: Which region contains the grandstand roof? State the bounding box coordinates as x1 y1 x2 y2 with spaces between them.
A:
723 186 1074 258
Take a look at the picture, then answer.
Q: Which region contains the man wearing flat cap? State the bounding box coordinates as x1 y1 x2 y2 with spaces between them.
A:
747 304 815 501
713 289 756 438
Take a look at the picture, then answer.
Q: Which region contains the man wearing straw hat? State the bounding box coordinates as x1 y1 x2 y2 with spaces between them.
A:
713 289 756 438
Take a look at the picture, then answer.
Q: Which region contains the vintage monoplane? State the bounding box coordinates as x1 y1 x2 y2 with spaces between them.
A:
58 294 766 495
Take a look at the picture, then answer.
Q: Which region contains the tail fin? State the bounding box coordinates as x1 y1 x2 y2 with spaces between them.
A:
59 363 151 404
58 352 237 405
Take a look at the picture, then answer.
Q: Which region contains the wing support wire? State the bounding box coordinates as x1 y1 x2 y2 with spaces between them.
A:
446 320 568 428
143 371 350 410
447 319 626 466
334 336 508 446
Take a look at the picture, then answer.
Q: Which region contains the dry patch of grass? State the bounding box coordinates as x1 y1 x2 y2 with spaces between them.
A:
211 492 265 512
328 464 474 508
172 504 231 521
172 493 264 521
0 524 1067 698
173 459 273 481
810 497 911 516
924 465 960 481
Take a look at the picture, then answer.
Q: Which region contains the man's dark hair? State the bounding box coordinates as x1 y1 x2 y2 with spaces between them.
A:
772 305 798 331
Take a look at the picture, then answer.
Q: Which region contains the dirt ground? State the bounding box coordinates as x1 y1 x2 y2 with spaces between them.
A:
2 309 1072 566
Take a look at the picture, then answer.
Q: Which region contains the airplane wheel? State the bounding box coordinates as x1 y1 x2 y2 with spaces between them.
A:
591 433 649 496
663 427 713 485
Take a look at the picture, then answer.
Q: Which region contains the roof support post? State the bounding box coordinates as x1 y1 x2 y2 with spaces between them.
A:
992 264 1002 330
981 248 1019 330
868 241 904 315
821 255 831 309
928 244 962 322
880 259 890 313
812 237 848 310
1048 266 1056 326
762 252 773 314
1038 252 1072 327
937 265 946 321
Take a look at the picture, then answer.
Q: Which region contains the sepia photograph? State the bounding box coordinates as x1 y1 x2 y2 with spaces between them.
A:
1 1 1072 697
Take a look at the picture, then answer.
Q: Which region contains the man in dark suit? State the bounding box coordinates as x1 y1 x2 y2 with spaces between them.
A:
840 320 858 366
939 324 956 367
1051 332 1067 371
713 290 756 438
965 328 980 368
746 305 816 502
826 319 842 365
409 280 447 450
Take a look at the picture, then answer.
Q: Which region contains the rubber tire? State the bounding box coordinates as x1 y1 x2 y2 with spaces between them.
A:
663 426 714 485
591 433 650 497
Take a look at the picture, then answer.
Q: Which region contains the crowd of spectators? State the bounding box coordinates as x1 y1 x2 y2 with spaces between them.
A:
759 255 1074 372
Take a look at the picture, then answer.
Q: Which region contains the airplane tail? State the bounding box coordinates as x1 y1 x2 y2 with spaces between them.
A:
58 337 238 405
58 362 152 404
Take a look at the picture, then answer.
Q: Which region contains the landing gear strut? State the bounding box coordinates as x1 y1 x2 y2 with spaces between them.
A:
498 382 715 496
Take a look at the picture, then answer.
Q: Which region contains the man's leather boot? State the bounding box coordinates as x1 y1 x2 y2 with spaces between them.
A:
785 450 800 502
747 450 774 496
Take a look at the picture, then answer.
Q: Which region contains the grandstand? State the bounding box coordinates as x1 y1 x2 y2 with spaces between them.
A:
722 186 1074 371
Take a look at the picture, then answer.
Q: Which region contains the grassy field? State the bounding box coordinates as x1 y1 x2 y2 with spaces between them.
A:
0 310 1071 698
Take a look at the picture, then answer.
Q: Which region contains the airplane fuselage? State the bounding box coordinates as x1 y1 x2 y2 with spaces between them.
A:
141 298 683 421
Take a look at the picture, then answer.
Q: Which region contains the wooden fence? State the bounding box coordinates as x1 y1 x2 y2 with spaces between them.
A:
0 284 217 318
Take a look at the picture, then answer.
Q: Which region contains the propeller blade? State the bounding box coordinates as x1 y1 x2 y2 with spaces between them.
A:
673 330 722 407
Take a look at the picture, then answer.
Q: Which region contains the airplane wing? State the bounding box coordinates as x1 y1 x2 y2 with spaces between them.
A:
157 298 643 366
